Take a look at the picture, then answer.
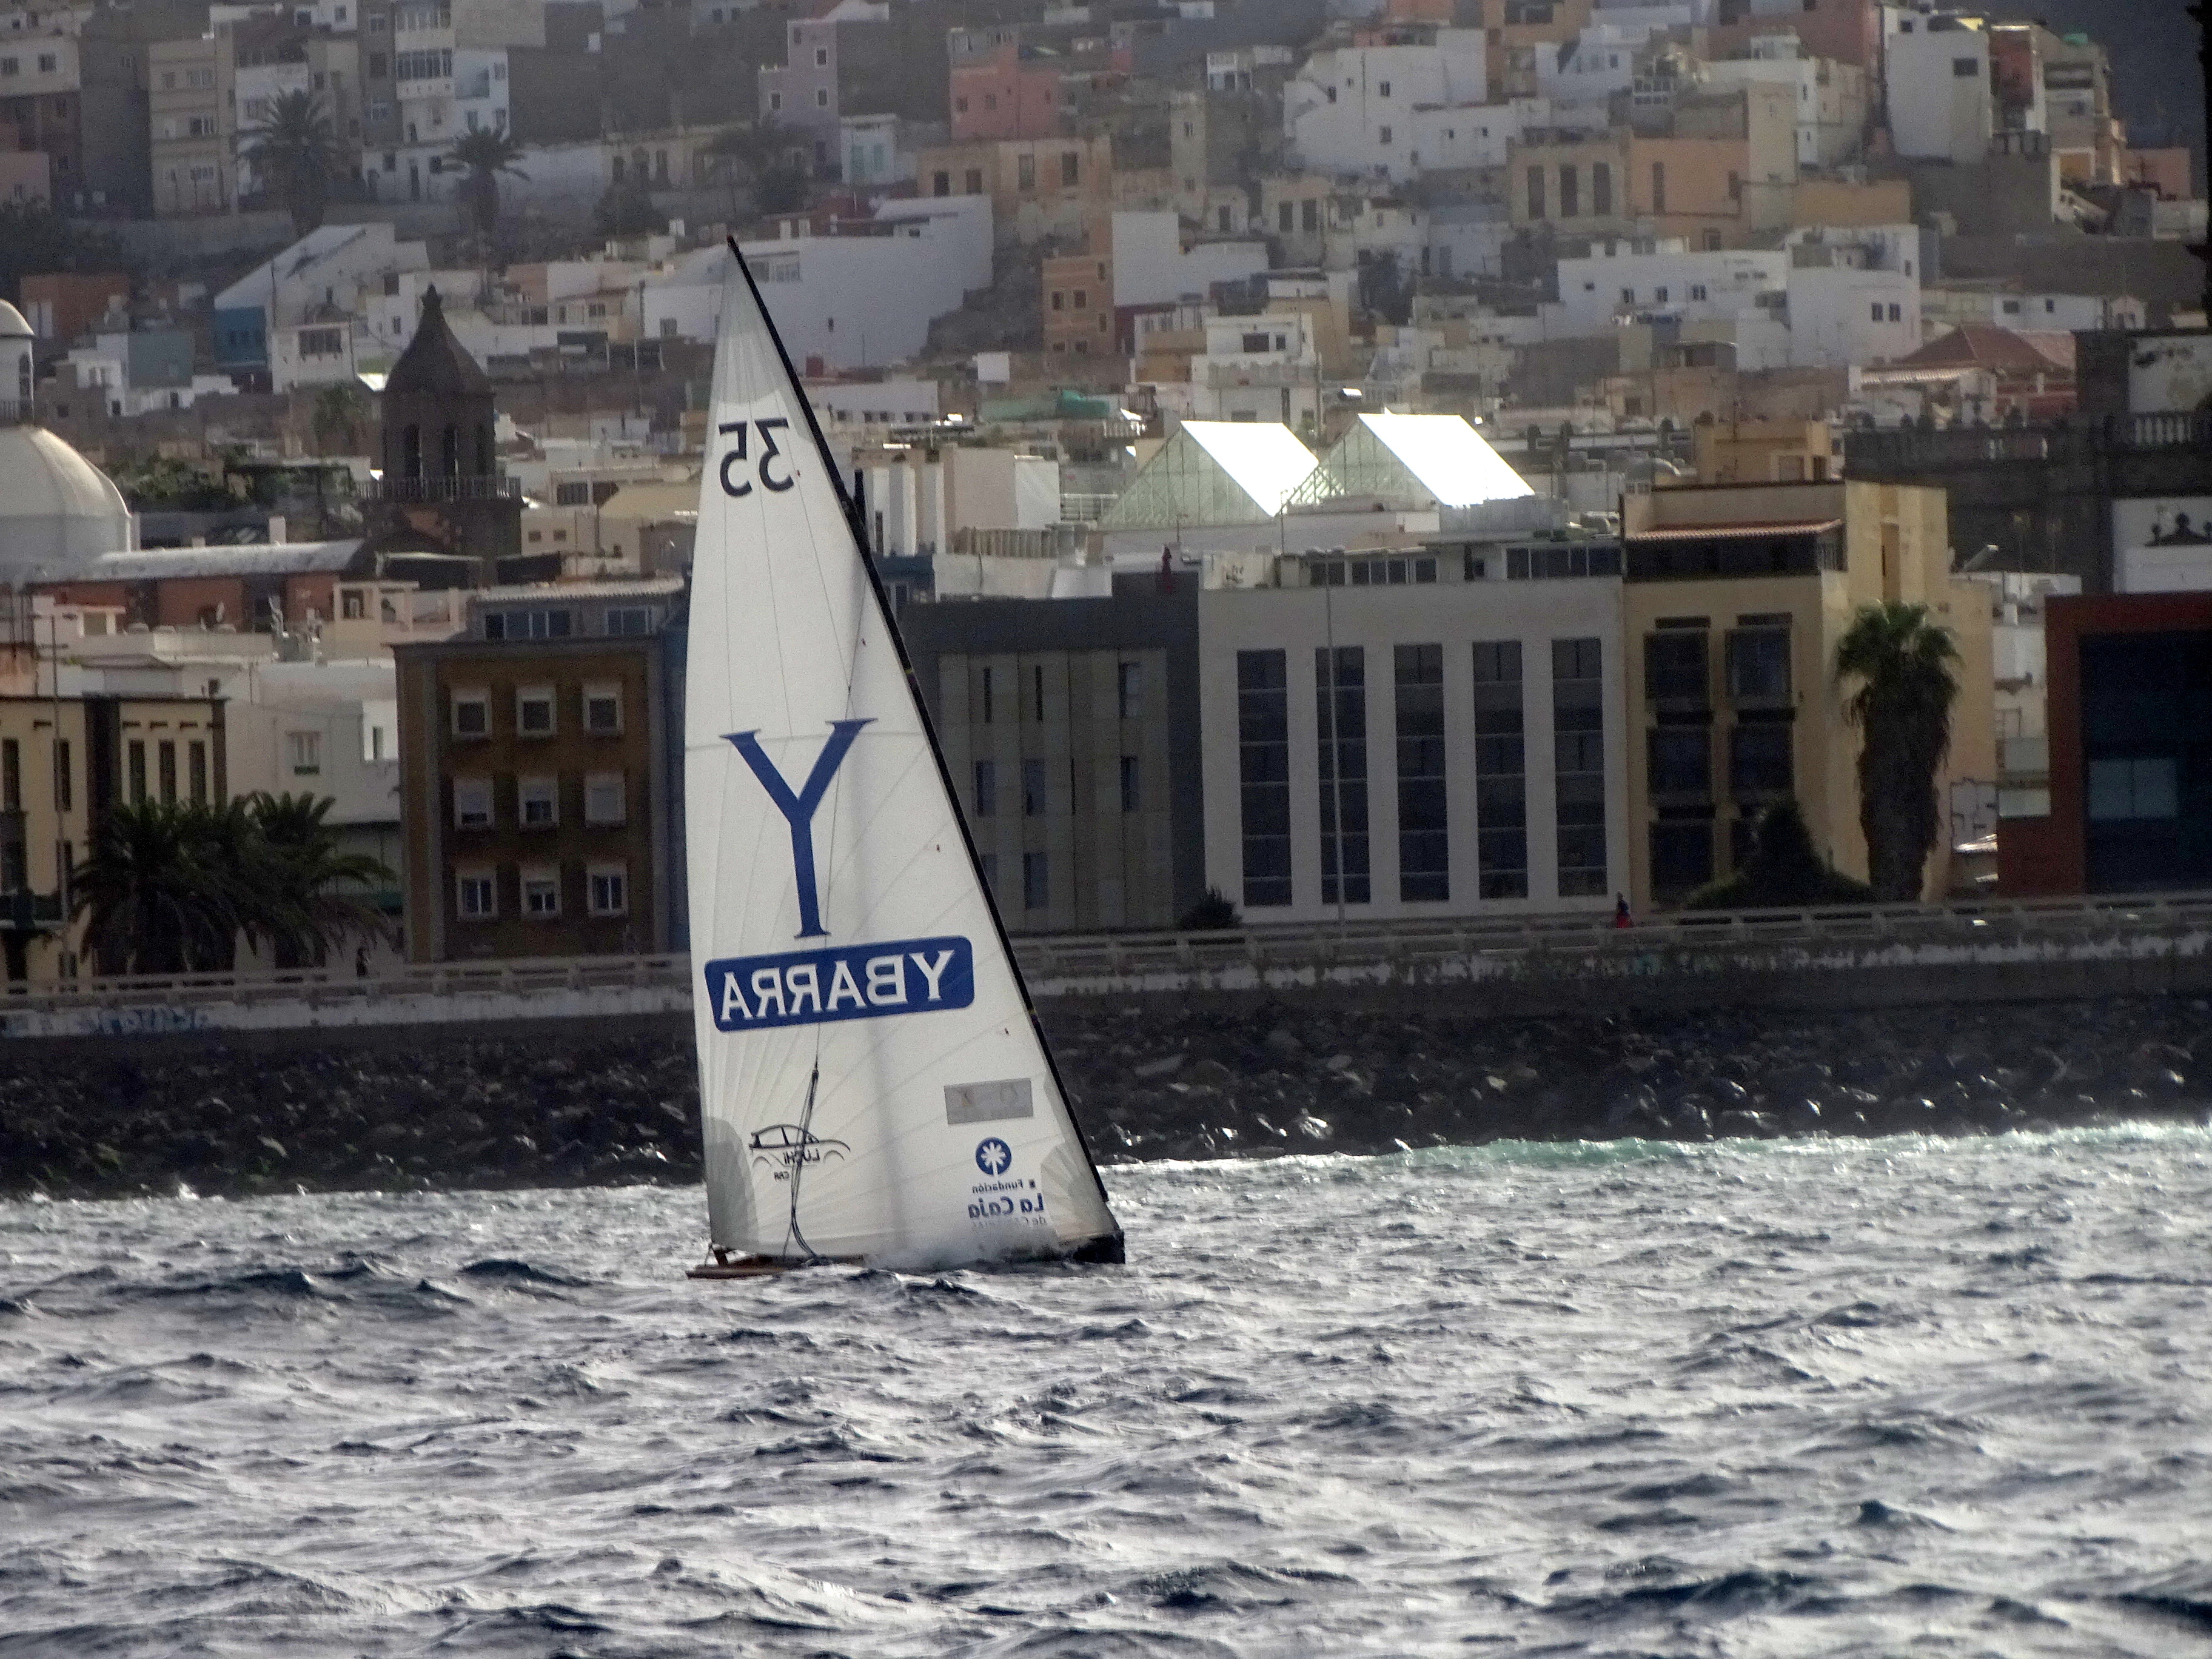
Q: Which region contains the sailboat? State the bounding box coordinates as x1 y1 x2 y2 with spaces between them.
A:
683 241 1125 1277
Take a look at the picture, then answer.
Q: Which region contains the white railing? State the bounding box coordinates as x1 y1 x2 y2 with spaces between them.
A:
8 891 2212 1022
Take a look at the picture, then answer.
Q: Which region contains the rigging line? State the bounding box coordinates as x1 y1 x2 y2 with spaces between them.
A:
785 1060 826 1264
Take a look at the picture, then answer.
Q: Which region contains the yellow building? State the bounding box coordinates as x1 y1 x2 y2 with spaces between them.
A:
0 693 229 980
1621 479 1994 907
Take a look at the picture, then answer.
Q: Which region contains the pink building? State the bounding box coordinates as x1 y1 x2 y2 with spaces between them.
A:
949 30 1065 142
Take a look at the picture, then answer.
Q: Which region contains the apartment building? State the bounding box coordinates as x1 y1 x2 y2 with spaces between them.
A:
0 24 82 199
916 133 1111 247
1201 535 1631 925
902 588 1204 934
394 580 685 961
1620 477 1994 905
149 34 233 213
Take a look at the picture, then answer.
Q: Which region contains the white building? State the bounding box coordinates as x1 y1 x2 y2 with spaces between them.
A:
1883 7 1993 164
1111 210 1270 309
855 446 1059 556
1923 286 2145 334
211 223 430 374
806 377 942 428
1283 28 1488 182
454 45 509 133
1703 39 1869 169
1191 312 1323 427
640 196 992 369
1553 228 1921 369
1199 554 1629 923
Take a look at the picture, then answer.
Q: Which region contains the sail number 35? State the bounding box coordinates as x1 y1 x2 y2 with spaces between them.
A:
717 418 796 497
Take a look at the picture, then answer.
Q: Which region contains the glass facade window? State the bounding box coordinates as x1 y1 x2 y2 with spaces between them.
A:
1395 644 1449 901
1021 758 1045 816
1119 755 1140 814
974 759 996 817
1236 649 1291 907
1118 660 1142 719
1472 641 1527 900
1315 646 1369 905
2088 757 2179 821
1022 850 1048 910
1552 637 1607 897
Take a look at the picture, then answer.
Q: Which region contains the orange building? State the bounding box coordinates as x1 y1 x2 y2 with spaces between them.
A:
1043 249 1114 358
949 33 1067 141
35 540 380 632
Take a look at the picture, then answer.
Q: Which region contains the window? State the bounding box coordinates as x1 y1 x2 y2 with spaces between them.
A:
1650 160 1666 214
1592 160 1614 216
585 772 626 825
1871 303 1884 324
486 606 574 638
520 776 558 828
965 167 983 193
814 87 828 107
127 740 146 804
1952 56 1979 77
2088 758 2178 821
522 869 560 917
1376 78 1390 97
1030 663 1044 722
1726 628 1791 703
1526 164 1545 221
188 742 207 805
1888 303 1902 323
1645 632 1709 705
1238 649 1291 907
1377 124 1391 145
55 740 71 813
1553 638 1607 897
583 683 622 733
1395 645 1448 902
1017 153 1035 191
1302 198 1319 233
1472 642 1527 900
979 665 994 723
1 739 17 811
457 870 495 917
1022 757 1046 816
1316 646 1369 906
606 607 652 636
516 686 555 736
1651 820 1712 897
1558 163 1578 219
969 757 998 819
1279 200 1293 232
1119 755 1140 814
1690 283 1708 302
589 863 628 916
933 169 950 195
1118 660 1142 719
452 688 489 737
813 44 826 65
1649 728 1712 797
286 729 321 776
453 777 494 829
1061 150 1079 186
1022 851 1048 910
1730 723 1794 796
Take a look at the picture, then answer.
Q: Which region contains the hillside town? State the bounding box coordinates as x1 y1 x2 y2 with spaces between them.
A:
1 0 2209 984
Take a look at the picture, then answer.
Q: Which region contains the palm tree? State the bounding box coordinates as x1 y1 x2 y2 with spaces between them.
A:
239 90 347 239
72 800 247 975
1835 602 1962 902
309 383 365 455
72 795 392 976
447 126 528 247
248 793 393 969
1686 802 1875 910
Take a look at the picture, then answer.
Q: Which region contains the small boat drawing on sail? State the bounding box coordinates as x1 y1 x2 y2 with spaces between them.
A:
684 240 1125 1277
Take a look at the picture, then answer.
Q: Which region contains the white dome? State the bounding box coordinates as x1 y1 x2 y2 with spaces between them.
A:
0 301 28 340
0 426 133 581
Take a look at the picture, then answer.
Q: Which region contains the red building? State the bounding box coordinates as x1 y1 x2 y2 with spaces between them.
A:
2000 592 2212 896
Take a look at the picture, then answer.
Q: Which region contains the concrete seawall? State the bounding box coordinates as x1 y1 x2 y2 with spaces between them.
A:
4 893 2210 1049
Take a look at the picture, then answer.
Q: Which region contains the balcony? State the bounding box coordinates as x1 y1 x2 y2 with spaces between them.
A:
366 475 521 504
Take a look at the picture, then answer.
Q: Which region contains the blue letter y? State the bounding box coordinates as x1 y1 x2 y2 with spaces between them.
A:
726 720 872 938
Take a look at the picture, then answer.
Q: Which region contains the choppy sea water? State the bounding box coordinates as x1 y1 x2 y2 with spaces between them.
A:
4 1130 2212 1657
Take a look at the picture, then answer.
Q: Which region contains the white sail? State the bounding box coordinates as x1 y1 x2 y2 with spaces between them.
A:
684 245 1123 1270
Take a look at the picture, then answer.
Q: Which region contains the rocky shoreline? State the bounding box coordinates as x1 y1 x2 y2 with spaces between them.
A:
2 996 2210 1202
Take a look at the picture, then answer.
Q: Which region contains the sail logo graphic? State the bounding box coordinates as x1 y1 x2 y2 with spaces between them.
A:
704 720 976 1033
975 1138 1013 1176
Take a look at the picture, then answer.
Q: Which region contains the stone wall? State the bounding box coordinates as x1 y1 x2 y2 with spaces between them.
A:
2 994 2206 1202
